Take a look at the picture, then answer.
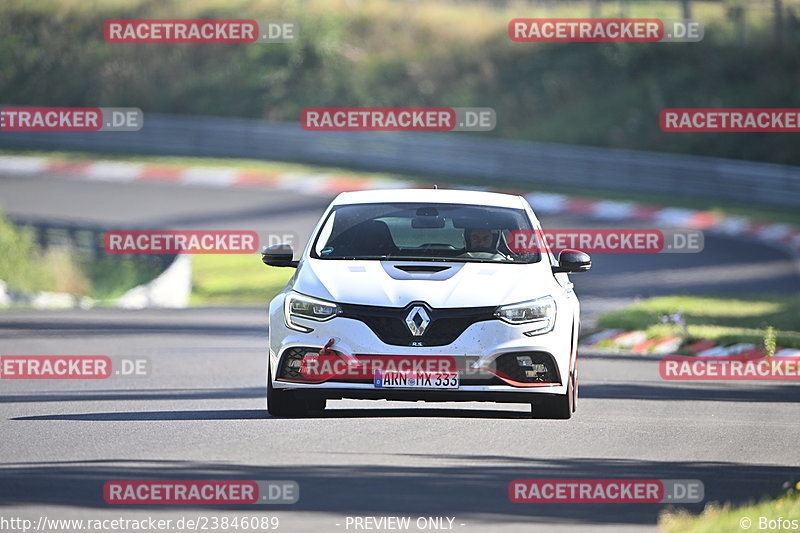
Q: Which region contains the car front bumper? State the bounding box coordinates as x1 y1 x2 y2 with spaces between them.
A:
269 308 574 399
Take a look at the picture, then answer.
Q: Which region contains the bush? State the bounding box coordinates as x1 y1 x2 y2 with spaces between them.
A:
0 213 54 292
0 212 165 301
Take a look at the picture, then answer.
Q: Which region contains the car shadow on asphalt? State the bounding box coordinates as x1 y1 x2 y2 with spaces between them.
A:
8 378 798 424
301 407 532 419
0 387 265 404
12 410 269 421
12 407 532 421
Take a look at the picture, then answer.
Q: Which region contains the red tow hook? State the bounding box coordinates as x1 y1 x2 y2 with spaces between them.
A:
319 338 336 356
299 339 337 379
320 338 361 368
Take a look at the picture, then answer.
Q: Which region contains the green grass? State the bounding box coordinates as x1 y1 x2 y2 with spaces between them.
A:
598 294 800 349
659 485 800 533
190 253 293 305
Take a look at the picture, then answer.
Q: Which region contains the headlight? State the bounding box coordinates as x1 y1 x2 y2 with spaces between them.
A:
494 296 556 334
284 292 341 332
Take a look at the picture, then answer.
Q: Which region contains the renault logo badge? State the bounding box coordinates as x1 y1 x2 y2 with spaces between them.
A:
405 306 430 336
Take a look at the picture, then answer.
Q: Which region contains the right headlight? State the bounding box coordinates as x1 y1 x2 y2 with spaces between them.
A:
494 295 556 335
284 291 341 332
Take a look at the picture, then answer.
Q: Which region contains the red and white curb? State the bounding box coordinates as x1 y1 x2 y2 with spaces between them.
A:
0 155 414 195
3 154 798 256
580 328 800 356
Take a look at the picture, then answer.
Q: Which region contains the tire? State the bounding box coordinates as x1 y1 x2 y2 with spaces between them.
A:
306 397 327 412
531 371 574 420
267 359 309 417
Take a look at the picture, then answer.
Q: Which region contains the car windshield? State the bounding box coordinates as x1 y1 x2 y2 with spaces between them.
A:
311 202 540 263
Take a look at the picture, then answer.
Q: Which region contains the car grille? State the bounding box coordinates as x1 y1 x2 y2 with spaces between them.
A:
338 302 497 347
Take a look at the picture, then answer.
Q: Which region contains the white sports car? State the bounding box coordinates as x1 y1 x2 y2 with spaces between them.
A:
263 189 590 418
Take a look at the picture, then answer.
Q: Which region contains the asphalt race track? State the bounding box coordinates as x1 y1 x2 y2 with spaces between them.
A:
1 172 799 532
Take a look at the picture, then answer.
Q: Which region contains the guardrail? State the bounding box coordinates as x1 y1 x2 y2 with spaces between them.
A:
1 112 799 206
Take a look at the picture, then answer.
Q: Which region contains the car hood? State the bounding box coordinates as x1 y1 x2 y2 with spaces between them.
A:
293 259 554 308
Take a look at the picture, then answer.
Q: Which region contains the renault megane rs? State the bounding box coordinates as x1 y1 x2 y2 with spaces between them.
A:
263 189 590 418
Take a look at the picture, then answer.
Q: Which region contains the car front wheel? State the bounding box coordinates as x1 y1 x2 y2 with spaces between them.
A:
267 359 326 417
531 370 575 420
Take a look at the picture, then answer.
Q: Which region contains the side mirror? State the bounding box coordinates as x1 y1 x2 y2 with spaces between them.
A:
552 249 591 274
261 244 298 268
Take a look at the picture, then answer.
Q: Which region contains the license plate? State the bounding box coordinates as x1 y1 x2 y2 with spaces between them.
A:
374 370 459 389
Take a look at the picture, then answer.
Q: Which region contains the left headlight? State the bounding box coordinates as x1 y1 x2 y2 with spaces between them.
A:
284 291 341 332
494 296 556 334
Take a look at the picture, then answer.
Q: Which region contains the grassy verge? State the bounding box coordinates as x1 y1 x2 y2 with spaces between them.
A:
190 254 293 306
597 295 800 349
659 484 800 533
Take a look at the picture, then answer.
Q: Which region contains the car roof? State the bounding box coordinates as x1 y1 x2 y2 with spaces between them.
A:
332 188 529 209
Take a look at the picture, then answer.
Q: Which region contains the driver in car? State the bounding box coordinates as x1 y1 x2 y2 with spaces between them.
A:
463 227 501 259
